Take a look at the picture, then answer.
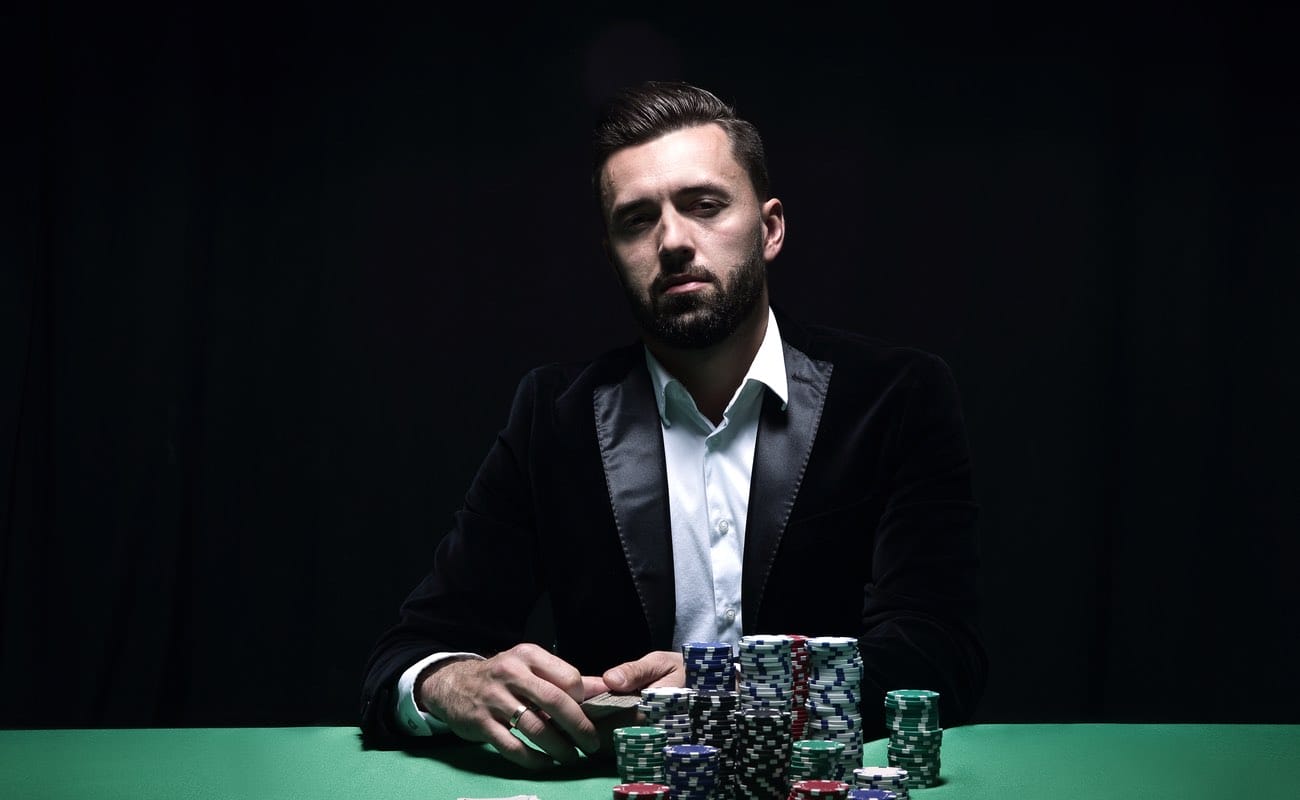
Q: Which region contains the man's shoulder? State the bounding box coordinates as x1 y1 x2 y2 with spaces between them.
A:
779 312 954 383
514 340 646 401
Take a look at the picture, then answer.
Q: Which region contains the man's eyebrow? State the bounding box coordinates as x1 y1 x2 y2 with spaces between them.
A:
610 183 734 221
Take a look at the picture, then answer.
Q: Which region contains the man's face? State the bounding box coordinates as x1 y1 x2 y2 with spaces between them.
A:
601 124 784 349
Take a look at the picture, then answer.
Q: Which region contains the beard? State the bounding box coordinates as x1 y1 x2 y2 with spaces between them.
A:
620 235 767 350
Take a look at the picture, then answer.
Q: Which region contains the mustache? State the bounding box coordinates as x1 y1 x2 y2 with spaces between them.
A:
651 267 718 295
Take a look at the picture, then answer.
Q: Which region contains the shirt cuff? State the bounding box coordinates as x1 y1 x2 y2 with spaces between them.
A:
395 652 484 735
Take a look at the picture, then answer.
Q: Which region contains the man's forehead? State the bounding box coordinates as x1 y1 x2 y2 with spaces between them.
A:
602 123 746 207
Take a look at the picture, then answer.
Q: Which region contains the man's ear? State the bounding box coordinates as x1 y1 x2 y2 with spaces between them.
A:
761 197 785 262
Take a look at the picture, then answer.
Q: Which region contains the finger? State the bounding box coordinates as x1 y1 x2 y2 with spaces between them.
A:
521 647 588 705
508 704 583 765
515 673 601 755
582 675 610 700
477 714 554 770
603 651 684 693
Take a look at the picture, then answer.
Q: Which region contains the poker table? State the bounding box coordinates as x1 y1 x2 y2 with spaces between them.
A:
1 723 1296 799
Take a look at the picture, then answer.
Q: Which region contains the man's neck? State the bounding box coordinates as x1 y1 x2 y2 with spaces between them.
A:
646 302 771 426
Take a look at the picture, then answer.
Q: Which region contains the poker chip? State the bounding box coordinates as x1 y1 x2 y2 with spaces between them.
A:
684 641 735 693
664 744 721 800
847 790 898 800
854 766 910 800
613 726 668 784
640 687 696 746
788 738 844 783
882 690 942 787
802 637 865 780
612 783 672 799
789 779 852 798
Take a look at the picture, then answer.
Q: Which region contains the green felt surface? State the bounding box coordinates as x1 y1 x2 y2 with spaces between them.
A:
0 724 1297 799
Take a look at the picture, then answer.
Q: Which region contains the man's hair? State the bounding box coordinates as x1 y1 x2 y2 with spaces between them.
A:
592 81 771 213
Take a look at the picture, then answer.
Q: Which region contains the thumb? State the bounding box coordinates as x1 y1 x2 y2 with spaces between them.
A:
603 651 680 693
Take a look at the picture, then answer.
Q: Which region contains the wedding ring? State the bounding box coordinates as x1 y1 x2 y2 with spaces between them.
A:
507 703 531 730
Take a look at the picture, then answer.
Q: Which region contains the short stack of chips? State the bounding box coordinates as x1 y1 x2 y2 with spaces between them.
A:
664 743 721 800
804 636 865 780
613 726 668 785
734 706 793 800
690 689 741 798
787 634 812 740
883 690 941 788
788 779 852 799
640 686 696 746
612 783 672 799
853 766 910 800
788 739 845 783
684 641 735 693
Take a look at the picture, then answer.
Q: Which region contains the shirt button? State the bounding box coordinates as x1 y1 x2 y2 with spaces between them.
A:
718 519 730 534
725 608 737 622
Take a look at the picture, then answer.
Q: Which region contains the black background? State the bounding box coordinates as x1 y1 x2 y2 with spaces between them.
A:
4 1 1299 729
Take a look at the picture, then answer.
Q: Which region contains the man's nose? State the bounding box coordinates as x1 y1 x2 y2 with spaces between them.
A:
657 208 694 272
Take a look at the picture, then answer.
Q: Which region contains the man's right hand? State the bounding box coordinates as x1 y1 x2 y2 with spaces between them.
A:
416 643 601 769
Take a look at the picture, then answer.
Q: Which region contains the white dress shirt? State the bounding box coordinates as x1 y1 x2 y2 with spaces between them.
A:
395 307 789 734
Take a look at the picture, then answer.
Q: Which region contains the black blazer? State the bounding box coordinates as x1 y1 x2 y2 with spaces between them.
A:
360 309 988 738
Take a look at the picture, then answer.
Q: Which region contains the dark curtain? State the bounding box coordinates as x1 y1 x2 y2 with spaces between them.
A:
3 2 1297 727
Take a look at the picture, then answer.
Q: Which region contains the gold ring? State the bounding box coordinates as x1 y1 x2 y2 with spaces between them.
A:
507 703 531 729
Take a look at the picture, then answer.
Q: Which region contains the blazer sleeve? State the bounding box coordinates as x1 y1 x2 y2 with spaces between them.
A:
359 368 547 739
859 352 989 727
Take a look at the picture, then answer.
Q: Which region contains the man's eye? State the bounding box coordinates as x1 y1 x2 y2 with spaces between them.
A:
692 200 724 215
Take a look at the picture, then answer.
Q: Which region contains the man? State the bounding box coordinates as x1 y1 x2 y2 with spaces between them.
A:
360 81 987 769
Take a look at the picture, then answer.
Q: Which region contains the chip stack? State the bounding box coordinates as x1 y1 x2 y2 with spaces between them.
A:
787 634 812 740
613 726 668 785
684 641 735 693
852 766 910 800
803 636 865 780
883 690 941 788
788 779 852 799
737 635 796 721
847 790 899 800
690 689 741 798
664 743 721 800
613 783 672 799
640 687 696 746
734 706 792 800
788 739 844 783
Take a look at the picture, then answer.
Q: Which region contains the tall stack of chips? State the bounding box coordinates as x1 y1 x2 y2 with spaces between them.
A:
613 726 668 785
664 743 721 800
690 689 742 798
883 690 941 787
684 641 735 693
788 779 852 799
803 636 865 780
737 635 796 718
734 706 793 800
640 687 695 746
853 766 910 800
787 634 812 740
788 739 845 782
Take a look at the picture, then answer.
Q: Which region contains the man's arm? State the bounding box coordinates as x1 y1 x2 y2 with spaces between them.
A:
359 369 600 766
859 352 988 727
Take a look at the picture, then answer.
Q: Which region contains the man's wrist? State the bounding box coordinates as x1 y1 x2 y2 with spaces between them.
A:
415 655 474 719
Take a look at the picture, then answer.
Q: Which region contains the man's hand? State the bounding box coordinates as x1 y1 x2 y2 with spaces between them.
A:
576 650 687 757
417 643 601 769
601 650 686 694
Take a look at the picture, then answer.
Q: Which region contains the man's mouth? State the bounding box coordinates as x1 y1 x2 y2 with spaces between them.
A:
657 272 714 296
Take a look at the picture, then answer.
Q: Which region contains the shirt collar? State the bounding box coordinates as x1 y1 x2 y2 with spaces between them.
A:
644 306 790 426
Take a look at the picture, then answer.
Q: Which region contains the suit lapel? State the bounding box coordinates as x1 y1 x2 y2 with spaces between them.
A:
742 340 833 630
593 364 676 651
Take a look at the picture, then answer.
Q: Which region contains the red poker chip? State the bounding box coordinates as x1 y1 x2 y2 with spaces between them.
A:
612 783 671 798
789 779 852 798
